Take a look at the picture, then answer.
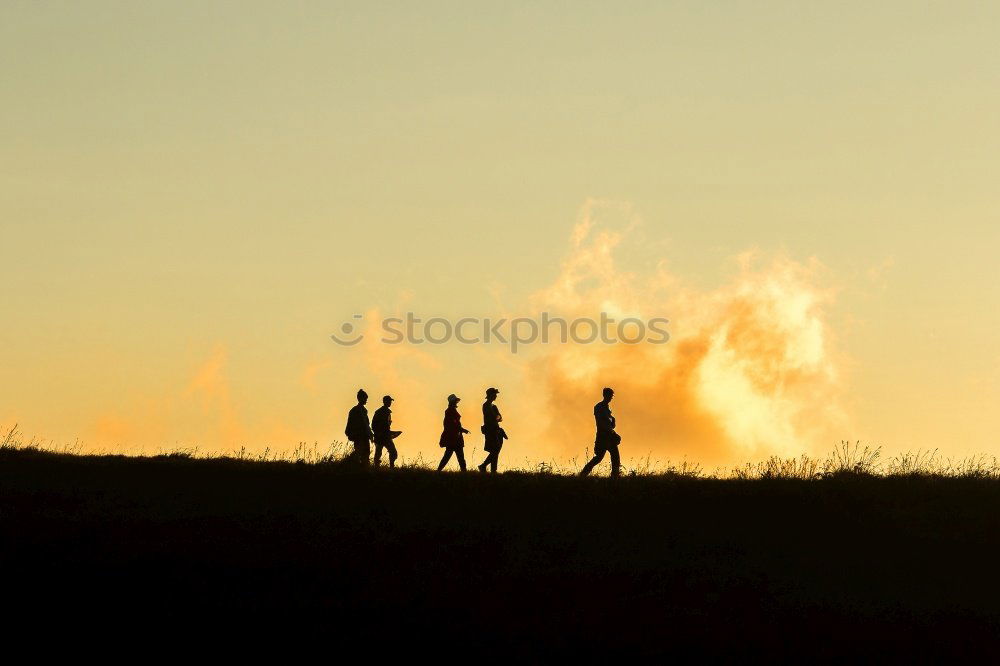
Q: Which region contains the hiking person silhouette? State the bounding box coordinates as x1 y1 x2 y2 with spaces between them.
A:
345 389 374 464
372 395 402 468
580 387 621 477
478 387 505 473
437 393 470 471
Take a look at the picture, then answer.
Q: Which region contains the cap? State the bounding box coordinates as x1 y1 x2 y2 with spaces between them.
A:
447 393 460 403
383 395 393 402
486 387 500 395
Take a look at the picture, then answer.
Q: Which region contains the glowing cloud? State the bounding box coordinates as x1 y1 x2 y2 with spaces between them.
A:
528 200 848 465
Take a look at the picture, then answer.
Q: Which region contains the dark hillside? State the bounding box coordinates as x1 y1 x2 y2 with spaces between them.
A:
2 448 999 659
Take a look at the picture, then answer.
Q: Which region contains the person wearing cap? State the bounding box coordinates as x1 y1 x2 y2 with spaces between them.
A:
437 393 470 471
478 387 504 473
345 389 374 464
580 387 622 477
372 395 402 468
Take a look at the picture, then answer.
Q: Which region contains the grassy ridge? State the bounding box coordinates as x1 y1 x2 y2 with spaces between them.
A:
3 446 1000 658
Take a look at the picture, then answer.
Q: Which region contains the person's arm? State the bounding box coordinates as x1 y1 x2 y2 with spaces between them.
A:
345 409 355 439
596 404 614 432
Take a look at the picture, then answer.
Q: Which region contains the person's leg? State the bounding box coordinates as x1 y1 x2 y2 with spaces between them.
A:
609 445 621 478
478 436 493 472
438 448 453 471
488 451 498 473
387 441 398 468
361 441 371 464
373 442 384 466
478 450 494 472
350 440 364 463
580 446 606 476
455 447 467 471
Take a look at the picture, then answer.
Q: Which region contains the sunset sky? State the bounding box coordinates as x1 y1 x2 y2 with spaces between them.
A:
2 2 998 468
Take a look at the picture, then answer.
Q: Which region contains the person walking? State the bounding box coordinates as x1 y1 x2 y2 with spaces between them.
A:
478 387 504 473
372 395 402 468
438 393 469 471
580 387 621 477
345 389 374 464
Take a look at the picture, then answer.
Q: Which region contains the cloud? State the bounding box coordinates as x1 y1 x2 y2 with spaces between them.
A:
527 199 848 465
74 201 852 467
300 357 334 394
866 255 895 289
84 344 253 453
185 344 245 444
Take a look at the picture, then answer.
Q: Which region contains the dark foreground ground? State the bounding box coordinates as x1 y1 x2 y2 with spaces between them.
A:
3 448 1000 660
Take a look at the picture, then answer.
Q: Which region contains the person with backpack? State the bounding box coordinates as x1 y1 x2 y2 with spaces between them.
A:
478 387 505 473
372 395 402 468
437 393 470 471
580 387 622 477
344 389 374 464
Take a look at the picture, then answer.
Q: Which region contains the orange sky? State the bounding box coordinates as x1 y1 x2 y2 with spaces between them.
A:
2 2 998 467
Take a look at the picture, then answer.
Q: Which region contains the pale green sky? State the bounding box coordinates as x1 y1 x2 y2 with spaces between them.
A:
2 1 998 463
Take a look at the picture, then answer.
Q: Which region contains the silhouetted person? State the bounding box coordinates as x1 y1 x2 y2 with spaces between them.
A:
478 387 505 473
437 394 469 471
372 395 402 468
580 387 621 477
345 389 373 464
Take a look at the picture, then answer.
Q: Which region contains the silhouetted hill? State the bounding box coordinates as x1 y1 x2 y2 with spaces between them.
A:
3 448 999 659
